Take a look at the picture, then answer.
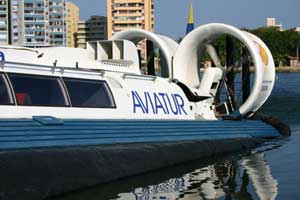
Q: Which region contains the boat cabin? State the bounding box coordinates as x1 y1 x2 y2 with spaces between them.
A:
0 43 217 120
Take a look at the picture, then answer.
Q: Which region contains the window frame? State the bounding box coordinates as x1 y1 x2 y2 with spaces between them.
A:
62 77 117 109
7 72 70 107
0 72 15 106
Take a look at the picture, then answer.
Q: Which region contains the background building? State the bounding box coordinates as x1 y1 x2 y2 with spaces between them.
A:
11 0 50 47
107 0 154 38
267 18 283 31
107 0 154 68
49 0 66 46
66 1 79 47
11 0 23 45
76 16 107 49
0 0 10 45
11 0 66 47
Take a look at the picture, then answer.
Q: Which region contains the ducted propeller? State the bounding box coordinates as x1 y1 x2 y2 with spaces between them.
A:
173 23 276 117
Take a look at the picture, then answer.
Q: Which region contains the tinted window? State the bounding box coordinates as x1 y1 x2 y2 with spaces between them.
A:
9 74 68 107
0 74 13 105
63 78 115 108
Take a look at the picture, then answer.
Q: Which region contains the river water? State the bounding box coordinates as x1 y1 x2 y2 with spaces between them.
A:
55 73 300 200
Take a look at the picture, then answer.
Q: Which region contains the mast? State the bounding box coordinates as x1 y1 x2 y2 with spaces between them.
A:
186 2 194 35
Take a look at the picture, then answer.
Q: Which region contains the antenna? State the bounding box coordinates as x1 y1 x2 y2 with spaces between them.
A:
53 60 58 67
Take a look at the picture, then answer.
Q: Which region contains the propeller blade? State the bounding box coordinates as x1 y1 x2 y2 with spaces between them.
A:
146 40 155 75
242 48 251 103
206 44 223 69
226 36 236 111
205 44 228 104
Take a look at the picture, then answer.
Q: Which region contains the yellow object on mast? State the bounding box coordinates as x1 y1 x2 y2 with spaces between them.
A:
186 2 195 34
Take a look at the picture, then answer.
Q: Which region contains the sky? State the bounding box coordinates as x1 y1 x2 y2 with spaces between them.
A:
71 0 300 39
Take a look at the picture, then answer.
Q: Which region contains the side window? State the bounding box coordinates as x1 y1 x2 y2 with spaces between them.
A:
0 74 14 105
63 78 115 108
8 73 68 107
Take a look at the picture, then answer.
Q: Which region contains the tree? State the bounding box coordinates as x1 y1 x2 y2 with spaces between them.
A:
250 27 300 66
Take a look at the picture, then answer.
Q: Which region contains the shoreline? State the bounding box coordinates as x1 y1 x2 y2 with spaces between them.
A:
275 66 300 73
237 66 300 73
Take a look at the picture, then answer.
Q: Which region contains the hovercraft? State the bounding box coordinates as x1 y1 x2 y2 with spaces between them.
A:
0 24 287 200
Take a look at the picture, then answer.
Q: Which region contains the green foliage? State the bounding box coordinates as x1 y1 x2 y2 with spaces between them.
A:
180 27 299 67
198 27 300 67
249 27 300 66
211 36 243 66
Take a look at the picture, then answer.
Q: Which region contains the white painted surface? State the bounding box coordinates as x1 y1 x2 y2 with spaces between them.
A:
0 23 275 119
112 29 178 77
173 23 275 116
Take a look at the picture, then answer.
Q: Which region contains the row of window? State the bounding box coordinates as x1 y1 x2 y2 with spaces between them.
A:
0 73 116 108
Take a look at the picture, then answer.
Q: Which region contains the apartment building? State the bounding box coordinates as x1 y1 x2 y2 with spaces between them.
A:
76 16 107 49
11 0 22 45
107 0 154 38
49 0 66 46
11 0 66 47
267 18 283 31
0 0 9 45
66 1 78 47
107 0 154 67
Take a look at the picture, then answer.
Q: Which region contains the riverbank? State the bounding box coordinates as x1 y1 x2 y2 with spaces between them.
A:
276 66 300 73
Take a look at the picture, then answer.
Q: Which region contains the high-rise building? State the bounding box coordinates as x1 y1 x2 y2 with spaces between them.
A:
267 18 276 27
11 0 23 45
267 18 283 31
11 0 50 47
107 0 154 38
11 0 66 47
66 1 79 47
0 0 10 45
76 16 107 49
49 0 66 46
107 0 154 67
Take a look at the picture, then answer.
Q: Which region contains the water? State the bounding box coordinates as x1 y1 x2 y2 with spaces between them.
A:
55 73 300 200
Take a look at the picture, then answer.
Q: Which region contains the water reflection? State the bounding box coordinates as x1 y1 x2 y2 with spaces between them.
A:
115 151 278 200
241 153 278 200
52 73 300 200
54 142 283 200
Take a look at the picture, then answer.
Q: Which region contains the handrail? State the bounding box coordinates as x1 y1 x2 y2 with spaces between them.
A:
122 73 157 81
3 61 159 82
4 61 106 77
0 46 40 55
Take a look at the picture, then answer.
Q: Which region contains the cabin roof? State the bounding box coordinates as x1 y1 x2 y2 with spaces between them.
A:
0 40 141 75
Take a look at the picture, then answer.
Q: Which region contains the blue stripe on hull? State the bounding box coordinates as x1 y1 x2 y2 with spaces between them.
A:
0 119 279 150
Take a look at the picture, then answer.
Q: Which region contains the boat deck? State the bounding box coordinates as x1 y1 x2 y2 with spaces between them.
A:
0 118 279 150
